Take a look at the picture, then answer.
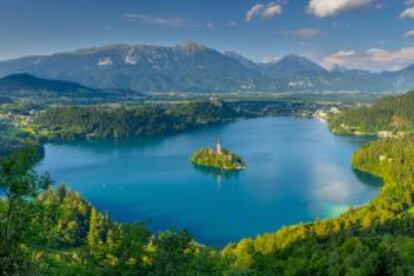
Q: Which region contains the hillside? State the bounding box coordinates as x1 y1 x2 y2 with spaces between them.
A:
2 133 414 275
2 91 414 274
259 54 327 78
0 43 266 93
0 42 412 93
33 100 239 139
0 121 40 157
0 73 141 102
329 91 414 135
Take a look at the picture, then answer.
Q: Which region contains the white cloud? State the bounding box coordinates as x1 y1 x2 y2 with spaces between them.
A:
246 2 282 21
322 50 356 68
283 28 322 38
262 3 283 18
124 14 188 28
246 4 265 21
401 6 414 19
366 47 414 63
322 47 414 71
405 30 414 37
308 0 377 17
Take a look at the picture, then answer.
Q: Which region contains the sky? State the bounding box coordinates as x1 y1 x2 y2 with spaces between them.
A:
0 0 413 71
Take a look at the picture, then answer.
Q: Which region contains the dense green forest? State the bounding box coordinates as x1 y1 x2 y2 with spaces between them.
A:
33 101 239 139
0 121 40 157
32 99 329 140
0 136 414 275
191 147 245 170
222 135 414 275
329 91 414 135
1 135 413 275
1 93 414 275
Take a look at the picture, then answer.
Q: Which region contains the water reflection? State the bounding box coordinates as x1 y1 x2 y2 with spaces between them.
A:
352 169 383 188
308 161 381 218
192 165 241 189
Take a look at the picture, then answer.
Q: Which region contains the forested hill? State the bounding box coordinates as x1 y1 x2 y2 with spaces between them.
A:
0 73 101 99
33 100 239 139
329 90 414 135
0 73 142 102
2 135 414 274
2 93 414 273
222 136 414 275
0 122 40 157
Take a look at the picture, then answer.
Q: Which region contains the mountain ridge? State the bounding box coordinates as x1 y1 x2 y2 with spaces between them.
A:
0 42 413 93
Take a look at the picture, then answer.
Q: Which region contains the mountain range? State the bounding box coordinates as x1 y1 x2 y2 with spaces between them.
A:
0 42 413 93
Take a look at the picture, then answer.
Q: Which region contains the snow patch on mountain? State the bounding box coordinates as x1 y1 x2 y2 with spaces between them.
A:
97 57 112 66
125 48 138 65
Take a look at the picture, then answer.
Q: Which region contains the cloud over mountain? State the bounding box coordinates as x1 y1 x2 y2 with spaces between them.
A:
322 50 357 69
322 47 414 71
308 0 378 17
246 2 282 21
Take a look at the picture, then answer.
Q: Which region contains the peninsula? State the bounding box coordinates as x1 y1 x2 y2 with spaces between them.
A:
190 139 245 170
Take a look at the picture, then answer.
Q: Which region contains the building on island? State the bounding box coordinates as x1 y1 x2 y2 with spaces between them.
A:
216 138 222 155
190 137 245 170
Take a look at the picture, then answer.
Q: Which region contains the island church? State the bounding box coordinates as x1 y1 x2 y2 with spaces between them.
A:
216 138 222 155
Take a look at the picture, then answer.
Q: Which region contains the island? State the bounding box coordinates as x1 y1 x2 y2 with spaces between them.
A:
190 139 246 170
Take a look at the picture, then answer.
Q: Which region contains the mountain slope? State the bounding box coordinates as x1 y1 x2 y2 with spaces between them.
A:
0 42 413 93
329 90 414 134
0 73 95 94
0 42 266 93
259 54 327 78
0 73 131 100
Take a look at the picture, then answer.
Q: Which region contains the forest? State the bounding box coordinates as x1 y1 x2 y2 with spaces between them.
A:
329 91 414 135
33 101 239 139
1 129 413 274
32 99 326 140
1 92 414 275
190 147 245 170
0 121 41 157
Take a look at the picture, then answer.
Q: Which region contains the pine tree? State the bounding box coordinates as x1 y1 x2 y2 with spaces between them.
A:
87 208 103 254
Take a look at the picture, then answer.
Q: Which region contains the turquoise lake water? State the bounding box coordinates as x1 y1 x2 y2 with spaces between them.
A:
38 117 381 246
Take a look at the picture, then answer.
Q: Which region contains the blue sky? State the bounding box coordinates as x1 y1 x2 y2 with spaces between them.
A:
0 0 413 71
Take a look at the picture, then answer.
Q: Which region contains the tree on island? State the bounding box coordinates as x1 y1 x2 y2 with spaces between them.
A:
190 138 245 171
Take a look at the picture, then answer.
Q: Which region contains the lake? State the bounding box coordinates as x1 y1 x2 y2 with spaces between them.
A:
38 117 381 246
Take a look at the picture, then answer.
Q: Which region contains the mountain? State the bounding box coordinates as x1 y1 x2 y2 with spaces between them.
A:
259 54 327 78
0 42 266 93
0 73 135 100
224 51 259 71
257 55 332 91
383 64 414 91
0 42 413 93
